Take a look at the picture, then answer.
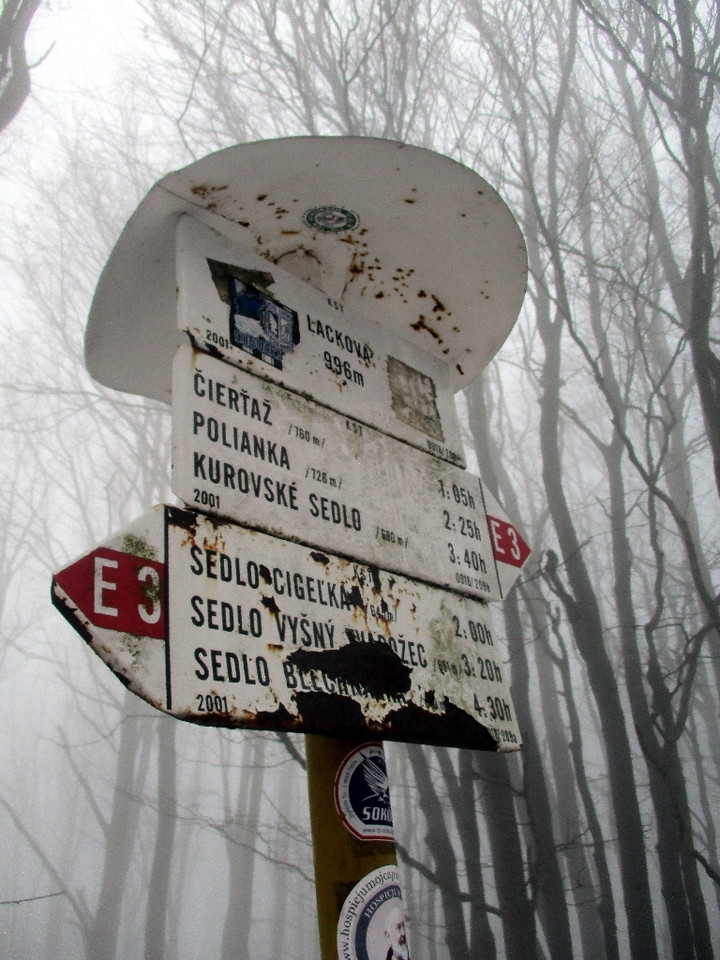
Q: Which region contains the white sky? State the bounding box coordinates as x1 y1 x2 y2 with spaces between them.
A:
28 0 139 92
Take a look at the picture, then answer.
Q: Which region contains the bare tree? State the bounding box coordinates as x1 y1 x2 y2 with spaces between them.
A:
0 0 43 132
577 0 720 502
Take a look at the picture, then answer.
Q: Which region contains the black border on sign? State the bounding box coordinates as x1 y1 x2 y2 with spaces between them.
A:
164 506 172 710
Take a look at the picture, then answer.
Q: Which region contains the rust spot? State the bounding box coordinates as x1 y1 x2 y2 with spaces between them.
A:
190 184 229 199
343 584 365 609
176 701 300 731
383 700 498 750
257 193 268 201
375 291 385 299
456 363 465 376
261 595 280 616
290 644 411 699
168 504 200 538
431 295 445 313
410 317 442 343
417 290 427 298
310 550 330 565
404 198 416 204
188 330 224 361
295 692 365 729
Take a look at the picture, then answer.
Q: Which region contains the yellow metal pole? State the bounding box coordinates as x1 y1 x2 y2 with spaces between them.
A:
306 734 409 960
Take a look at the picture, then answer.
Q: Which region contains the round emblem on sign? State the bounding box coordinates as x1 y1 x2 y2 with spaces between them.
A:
334 742 394 841
337 865 409 960
303 205 359 232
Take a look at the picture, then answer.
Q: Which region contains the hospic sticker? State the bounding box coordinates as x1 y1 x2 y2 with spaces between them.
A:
207 258 300 370
337 865 410 960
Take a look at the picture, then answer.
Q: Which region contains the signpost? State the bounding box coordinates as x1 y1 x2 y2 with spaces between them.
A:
176 216 468 467
172 343 529 602
85 137 528 403
52 504 520 750
56 136 529 960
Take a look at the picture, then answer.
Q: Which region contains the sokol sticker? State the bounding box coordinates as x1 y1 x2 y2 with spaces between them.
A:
335 743 395 841
337 865 409 960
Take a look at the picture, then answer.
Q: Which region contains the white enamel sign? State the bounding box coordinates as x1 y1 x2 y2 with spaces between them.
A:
176 216 466 467
51 505 521 751
86 138 527 403
172 344 529 602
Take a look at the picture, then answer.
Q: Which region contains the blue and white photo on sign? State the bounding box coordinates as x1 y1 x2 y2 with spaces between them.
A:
228 277 299 369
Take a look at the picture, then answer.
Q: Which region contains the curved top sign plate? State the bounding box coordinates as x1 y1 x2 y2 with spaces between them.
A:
86 137 527 402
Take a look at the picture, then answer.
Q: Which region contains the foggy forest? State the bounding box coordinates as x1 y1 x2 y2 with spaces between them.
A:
1 0 719 958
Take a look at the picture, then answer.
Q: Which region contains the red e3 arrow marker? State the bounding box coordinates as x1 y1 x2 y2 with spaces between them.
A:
487 515 531 570
51 507 170 713
53 546 165 639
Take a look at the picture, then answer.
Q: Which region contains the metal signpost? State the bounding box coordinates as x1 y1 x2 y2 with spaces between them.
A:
176 216 467 467
53 137 528 960
172 343 528 602
52 504 519 749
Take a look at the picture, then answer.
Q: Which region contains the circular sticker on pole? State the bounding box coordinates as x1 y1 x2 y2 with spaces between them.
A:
337 865 409 960
334 742 394 841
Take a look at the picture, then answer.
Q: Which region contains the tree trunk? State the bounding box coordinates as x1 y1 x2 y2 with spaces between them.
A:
222 735 266 960
87 702 152 960
407 745 470 960
504 588 575 959
435 748 497 960
532 214 659 958
144 716 177 960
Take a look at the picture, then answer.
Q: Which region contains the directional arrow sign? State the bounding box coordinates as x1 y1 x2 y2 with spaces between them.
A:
51 505 522 751
177 217 467 467
172 344 530 601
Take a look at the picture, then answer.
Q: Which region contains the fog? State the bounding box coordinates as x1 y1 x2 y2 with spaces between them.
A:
1 1 719 958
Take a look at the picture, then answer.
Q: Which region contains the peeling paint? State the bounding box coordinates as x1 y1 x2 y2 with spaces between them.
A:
383 700 498 751
289 644 411 699
52 504 521 751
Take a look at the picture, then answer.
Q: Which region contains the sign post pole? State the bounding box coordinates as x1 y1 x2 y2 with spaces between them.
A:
56 136 530 960
306 735 406 960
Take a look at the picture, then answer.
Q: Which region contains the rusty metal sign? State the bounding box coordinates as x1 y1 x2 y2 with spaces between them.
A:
177 217 466 467
172 344 529 601
51 505 521 751
86 138 527 404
